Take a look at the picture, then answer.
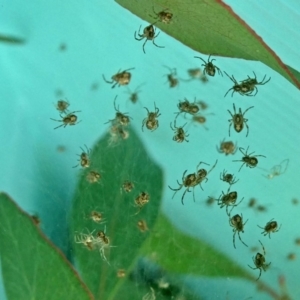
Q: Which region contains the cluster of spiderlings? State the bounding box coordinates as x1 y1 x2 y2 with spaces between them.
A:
50 7 283 284
74 227 113 262
51 100 81 129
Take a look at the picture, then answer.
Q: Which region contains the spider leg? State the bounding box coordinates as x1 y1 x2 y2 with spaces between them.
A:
194 56 207 64
142 39 148 54
244 121 250 137
239 162 246 172
233 231 237 249
134 31 143 40
228 121 232 136
238 232 248 247
53 123 65 130
168 184 182 192
181 188 190 205
152 39 165 49
224 87 233 97
102 74 113 84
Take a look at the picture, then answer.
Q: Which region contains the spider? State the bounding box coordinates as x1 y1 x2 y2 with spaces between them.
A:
240 72 271 96
164 66 179 88
248 240 271 281
169 160 217 205
194 55 222 77
137 220 149 232
170 121 189 143
217 190 244 216
220 170 239 185
117 269 126 278
150 7 173 24
73 145 91 168
175 98 199 119
229 214 248 249
142 103 161 131
74 229 97 251
105 96 131 127
233 147 266 172
227 104 254 137
50 111 81 129
197 100 208 110
191 112 214 130
55 99 69 113
133 192 150 215
109 125 129 145
121 180 134 193
95 228 115 262
134 24 165 54
88 211 104 224
187 68 202 79
261 159 289 179
102 68 134 88
125 83 144 104
258 219 281 238
216 139 237 155
86 170 101 183
224 72 255 97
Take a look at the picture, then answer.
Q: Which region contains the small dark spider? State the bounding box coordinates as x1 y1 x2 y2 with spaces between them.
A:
56 99 69 114
233 147 266 172
169 160 217 205
220 170 239 185
142 103 161 131
228 104 254 137
224 72 255 97
240 72 271 96
125 83 144 104
86 170 101 183
103 68 134 88
217 190 244 216
122 180 134 193
258 219 281 238
50 111 81 129
134 24 165 54
150 7 173 24
73 145 91 168
191 112 214 130
133 192 150 215
229 214 248 249
105 96 131 127
194 55 222 77
164 66 179 88
170 121 189 143
216 139 237 155
248 240 271 281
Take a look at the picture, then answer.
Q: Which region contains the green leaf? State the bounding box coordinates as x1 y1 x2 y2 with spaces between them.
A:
0 34 24 44
70 127 164 300
0 193 94 300
140 213 253 279
115 0 300 88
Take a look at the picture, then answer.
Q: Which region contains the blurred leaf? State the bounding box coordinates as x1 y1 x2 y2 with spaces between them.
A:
115 0 300 88
70 127 164 300
139 213 253 279
0 193 94 300
0 34 24 44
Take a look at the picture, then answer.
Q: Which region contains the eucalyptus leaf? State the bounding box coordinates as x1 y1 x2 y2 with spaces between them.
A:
70 127 164 299
0 193 94 300
115 0 300 88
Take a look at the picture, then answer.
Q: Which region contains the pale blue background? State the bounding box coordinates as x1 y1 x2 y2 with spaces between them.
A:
1 0 300 299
